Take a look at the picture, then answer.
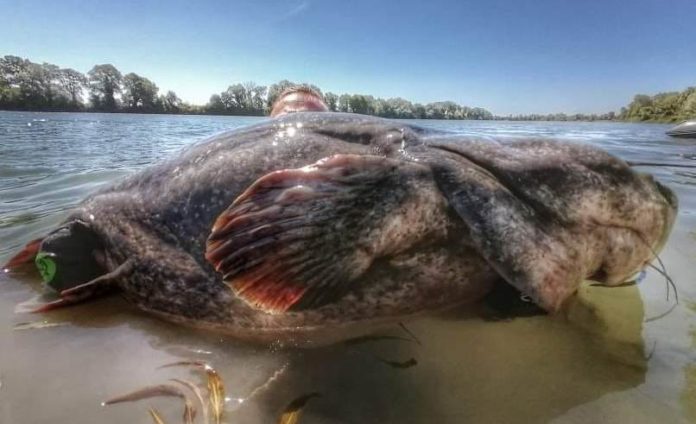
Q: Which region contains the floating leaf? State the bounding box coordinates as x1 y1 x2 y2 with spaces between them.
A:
183 404 195 424
103 383 195 423
104 384 187 404
206 369 224 424
160 361 225 424
278 392 321 424
13 320 67 331
148 408 166 424
159 360 209 369
171 379 207 424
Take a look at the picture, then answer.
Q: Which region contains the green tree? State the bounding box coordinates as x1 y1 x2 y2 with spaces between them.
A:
243 81 267 113
1 53 506 120
122 72 159 110
39 63 62 107
386 97 415 118
682 89 696 119
88 64 122 110
324 92 339 111
338 94 352 112
220 83 246 112
160 90 182 113
206 93 225 113
373 98 391 117
0 55 28 107
0 56 57 109
348 94 374 114
413 103 426 119
58 68 87 108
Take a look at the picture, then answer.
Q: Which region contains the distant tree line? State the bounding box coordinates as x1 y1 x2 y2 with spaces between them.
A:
619 88 696 122
0 56 191 114
507 88 696 123
0 55 492 120
495 112 618 122
4 54 694 122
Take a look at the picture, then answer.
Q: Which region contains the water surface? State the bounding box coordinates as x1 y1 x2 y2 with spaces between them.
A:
1 111 695 423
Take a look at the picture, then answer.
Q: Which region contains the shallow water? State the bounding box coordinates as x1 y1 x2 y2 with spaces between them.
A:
0 111 695 423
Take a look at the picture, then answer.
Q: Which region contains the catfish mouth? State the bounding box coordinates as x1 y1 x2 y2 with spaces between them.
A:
35 219 107 293
5 218 126 312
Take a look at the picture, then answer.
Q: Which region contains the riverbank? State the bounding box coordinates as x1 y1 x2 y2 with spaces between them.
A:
1 107 686 124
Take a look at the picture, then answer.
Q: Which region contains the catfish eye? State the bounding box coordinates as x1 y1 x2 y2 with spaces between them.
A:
36 220 105 292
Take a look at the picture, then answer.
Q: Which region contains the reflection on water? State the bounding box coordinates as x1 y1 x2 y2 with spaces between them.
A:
0 111 695 423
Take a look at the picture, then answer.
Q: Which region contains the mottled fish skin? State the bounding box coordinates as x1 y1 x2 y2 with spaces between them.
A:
413 138 676 311
61 113 493 344
45 112 675 345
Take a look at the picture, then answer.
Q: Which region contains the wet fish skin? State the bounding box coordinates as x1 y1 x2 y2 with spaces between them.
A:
12 112 676 345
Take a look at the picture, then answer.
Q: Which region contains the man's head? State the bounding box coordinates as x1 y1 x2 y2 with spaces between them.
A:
270 86 328 118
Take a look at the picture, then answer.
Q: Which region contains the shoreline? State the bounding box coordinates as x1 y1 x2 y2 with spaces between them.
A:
0 109 679 124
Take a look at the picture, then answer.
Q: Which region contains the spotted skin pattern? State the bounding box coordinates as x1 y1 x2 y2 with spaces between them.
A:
17 112 677 346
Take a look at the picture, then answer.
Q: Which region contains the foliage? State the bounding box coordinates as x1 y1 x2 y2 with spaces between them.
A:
202 78 493 120
329 95 493 120
3 54 695 122
324 92 338 111
0 55 85 111
160 90 183 113
209 81 267 115
59 68 88 107
88 64 122 111
620 88 696 122
0 55 492 119
0 55 199 114
122 73 159 111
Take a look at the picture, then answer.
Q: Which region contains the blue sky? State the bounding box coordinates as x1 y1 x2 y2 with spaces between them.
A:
2 0 695 115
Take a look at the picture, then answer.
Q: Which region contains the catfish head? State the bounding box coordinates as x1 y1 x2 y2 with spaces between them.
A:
422 137 678 311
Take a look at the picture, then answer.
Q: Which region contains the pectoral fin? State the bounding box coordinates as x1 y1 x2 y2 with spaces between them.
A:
4 238 43 271
428 151 586 312
205 154 448 314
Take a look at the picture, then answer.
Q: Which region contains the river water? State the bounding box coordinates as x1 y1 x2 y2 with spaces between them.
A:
0 111 694 423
